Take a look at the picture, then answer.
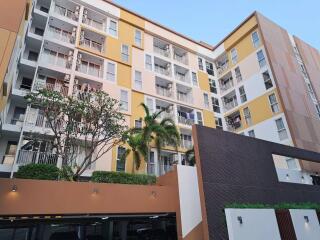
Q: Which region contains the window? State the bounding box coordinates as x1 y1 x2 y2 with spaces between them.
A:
116 147 126 172
147 151 155 175
135 29 142 47
28 51 38 61
248 129 255 138
108 19 118 37
206 61 214 75
146 98 154 113
40 6 49 13
120 90 128 111
257 50 266 68
196 112 203 125
243 107 252 125
231 48 238 64
134 70 142 90
203 93 209 108
198 57 204 70
20 77 32 90
239 86 247 103
263 70 273 89
275 118 288 140
286 158 298 170
251 31 260 48
145 54 152 70
212 97 220 113
268 93 279 113
121 44 129 63
135 119 142 128
215 117 223 129
192 72 198 86
209 79 217 94
234 67 242 82
34 27 44 36
106 62 116 82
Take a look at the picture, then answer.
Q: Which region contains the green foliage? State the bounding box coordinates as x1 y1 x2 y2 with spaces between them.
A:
58 165 74 181
185 147 195 166
15 164 59 180
92 171 156 185
225 202 320 210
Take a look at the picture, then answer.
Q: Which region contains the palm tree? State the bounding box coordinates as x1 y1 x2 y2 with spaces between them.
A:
185 147 195 166
124 103 180 173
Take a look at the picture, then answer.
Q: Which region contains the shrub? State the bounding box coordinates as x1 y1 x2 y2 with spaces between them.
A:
92 171 156 185
15 164 59 180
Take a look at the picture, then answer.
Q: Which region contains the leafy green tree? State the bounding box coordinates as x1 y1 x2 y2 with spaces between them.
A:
185 147 195 166
25 89 127 181
124 103 180 172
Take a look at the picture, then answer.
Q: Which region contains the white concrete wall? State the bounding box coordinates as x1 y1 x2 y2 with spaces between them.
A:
290 209 320 240
276 168 313 185
225 208 281 240
177 165 202 238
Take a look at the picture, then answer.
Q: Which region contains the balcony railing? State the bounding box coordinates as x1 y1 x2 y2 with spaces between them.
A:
180 139 192 149
77 63 103 78
83 17 104 30
41 52 70 69
217 62 229 76
220 79 234 92
17 150 58 166
154 65 171 76
178 116 195 126
175 73 190 83
223 99 238 111
156 86 172 97
47 26 73 44
54 4 78 21
158 111 174 120
174 53 188 65
34 79 68 96
154 46 170 57
25 108 50 128
81 39 103 53
177 92 193 104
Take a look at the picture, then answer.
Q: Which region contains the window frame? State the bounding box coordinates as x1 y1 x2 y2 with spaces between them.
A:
116 146 126 172
234 66 242 82
106 61 116 82
192 72 198 86
212 97 220 113
275 118 288 141
108 19 118 37
203 93 209 108
121 44 129 63
134 29 142 47
251 31 260 48
134 70 142 90
120 89 129 111
263 70 273 90
257 50 266 68
230 48 238 64
145 54 153 71
268 93 280 113
239 86 247 103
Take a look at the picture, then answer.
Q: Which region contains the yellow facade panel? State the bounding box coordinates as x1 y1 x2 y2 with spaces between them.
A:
117 63 132 89
197 71 210 92
120 9 145 30
203 110 215 128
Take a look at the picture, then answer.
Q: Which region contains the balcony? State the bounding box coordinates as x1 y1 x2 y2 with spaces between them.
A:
225 111 242 131
156 100 174 121
158 151 177 176
173 46 188 65
222 91 238 111
53 2 79 22
46 17 76 44
216 53 229 76
153 38 170 58
154 57 171 77
73 77 103 100
25 108 50 129
76 52 104 79
82 8 106 31
34 73 69 96
174 65 190 84
177 106 195 126
176 84 193 104
79 29 105 53
17 150 58 166
40 44 73 70
155 77 173 98
219 72 234 92
180 133 192 149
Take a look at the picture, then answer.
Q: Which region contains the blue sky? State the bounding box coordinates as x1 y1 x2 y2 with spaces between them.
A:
113 0 320 50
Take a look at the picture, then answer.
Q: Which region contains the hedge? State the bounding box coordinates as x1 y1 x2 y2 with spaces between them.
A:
15 164 60 180
91 171 156 185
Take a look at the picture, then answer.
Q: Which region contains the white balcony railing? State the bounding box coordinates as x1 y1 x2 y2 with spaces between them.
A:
217 62 229 76
17 150 58 166
220 79 234 92
178 116 195 126
156 86 172 97
25 108 50 128
54 4 78 21
154 65 171 76
174 53 188 65
175 73 190 83
41 52 70 69
83 18 104 30
81 39 103 53
47 26 73 44
223 99 238 111
34 79 68 96
158 111 174 120
77 63 103 78
154 46 170 57
180 139 192 149
177 92 193 104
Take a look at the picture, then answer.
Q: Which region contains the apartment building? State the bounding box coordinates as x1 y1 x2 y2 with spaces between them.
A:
0 0 319 179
